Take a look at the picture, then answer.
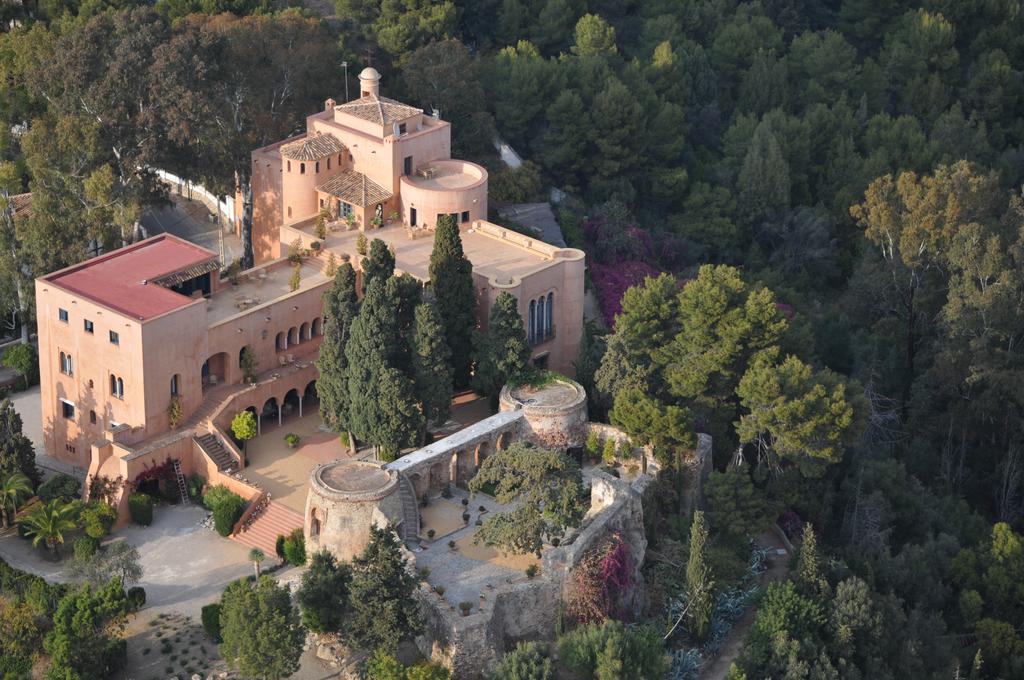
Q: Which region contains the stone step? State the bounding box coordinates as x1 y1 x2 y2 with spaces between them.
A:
230 501 303 556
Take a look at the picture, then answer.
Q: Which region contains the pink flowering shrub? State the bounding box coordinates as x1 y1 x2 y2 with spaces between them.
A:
566 534 634 623
591 260 660 328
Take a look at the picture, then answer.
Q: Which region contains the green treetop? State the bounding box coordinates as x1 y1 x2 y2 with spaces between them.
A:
296 550 352 634
473 291 531 400
219 576 305 680
428 214 476 387
0 399 39 487
686 510 714 640
412 302 453 435
315 262 359 435
361 238 395 293
468 442 587 555
346 525 422 651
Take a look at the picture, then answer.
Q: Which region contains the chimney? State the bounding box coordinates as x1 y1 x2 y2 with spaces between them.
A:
324 97 336 111
358 67 381 98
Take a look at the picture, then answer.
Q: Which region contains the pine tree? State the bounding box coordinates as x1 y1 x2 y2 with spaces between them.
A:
738 117 790 228
296 550 352 633
428 214 476 387
361 238 394 293
220 576 305 680
796 522 829 597
412 303 453 438
473 292 531 399
686 511 714 640
347 525 422 651
315 263 359 443
345 278 422 460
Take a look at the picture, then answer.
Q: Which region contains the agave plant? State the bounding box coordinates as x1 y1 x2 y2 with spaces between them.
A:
19 499 78 555
0 471 32 528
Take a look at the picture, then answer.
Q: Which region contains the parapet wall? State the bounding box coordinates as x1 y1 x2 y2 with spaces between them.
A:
498 378 588 449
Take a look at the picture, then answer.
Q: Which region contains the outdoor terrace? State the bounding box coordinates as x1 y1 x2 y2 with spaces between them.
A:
205 259 329 327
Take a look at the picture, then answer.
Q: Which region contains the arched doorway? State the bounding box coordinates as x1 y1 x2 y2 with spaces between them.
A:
244 405 260 436
283 388 301 420
456 448 475 487
311 318 322 337
261 397 280 429
288 327 299 347
428 462 447 496
409 472 427 502
475 440 491 468
497 431 512 451
304 381 318 411
202 352 228 389
300 322 310 341
276 331 287 352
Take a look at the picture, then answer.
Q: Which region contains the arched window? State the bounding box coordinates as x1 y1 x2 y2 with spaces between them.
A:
315 161 320 173
170 374 179 397
110 374 116 395
59 352 72 375
300 163 306 174
327 158 331 170
287 160 291 172
537 295 546 340
528 300 536 344
116 378 124 399
547 292 554 338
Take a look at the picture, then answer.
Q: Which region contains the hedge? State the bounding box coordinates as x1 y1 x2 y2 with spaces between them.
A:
38 473 80 503
128 493 154 526
282 528 306 565
201 603 222 642
211 493 246 537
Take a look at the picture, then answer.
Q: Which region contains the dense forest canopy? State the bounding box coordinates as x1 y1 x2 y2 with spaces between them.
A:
3 0 1024 676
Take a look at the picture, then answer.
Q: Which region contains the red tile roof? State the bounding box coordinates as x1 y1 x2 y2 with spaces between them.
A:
44 234 217 321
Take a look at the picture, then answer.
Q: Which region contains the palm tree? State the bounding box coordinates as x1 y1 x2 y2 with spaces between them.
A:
19 499 78 555
249 548 265 578
0 472 32 529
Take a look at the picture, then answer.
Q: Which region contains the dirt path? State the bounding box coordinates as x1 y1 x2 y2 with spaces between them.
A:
700 531 792 680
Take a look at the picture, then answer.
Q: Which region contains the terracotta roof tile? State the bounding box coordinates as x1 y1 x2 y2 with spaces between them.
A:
280 134 346 161
335 94 422 126
317 171 392 207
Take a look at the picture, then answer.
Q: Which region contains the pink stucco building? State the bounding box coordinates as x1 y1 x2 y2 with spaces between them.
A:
35 69 584 527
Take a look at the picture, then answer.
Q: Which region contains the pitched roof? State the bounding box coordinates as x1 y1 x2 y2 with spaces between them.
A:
335 94 422 126
317 171 393 207
280 133 346 161
44 234 218 321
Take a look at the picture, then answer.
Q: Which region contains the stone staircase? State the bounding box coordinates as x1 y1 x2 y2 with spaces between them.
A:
398 473 420 544
194 433 237 473
231 501 303 556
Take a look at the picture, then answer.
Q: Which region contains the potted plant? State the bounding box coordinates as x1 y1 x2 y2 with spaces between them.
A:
371 215 382 228
526 564 539 579
284 433 300 449
310 240 321 253
346 213 357 232
478 505 486 513
458 602 472 617
448 540 457 551
427 529 436 540
461 498 469 507
462 511 470 524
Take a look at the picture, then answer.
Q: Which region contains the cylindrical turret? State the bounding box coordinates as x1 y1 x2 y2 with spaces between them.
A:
359 67 381 98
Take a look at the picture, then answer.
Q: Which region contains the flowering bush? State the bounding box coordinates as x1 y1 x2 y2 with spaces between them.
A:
590 260 660 328
566 534 634 623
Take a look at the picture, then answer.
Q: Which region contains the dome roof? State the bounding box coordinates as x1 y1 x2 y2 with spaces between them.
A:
359 67 381 81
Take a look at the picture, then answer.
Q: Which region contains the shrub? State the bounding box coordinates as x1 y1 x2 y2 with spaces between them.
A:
128 493 154 526
283 433 300 448
283 528 306 565
427 529 436 539
38 473 80 502
211 493 246 537
459 601 473 615
461 498 469 506
434 585 445 596
585 431 601 459
1 343 38 389
478 505 486 512
127 586 146 611
462 512 470 523
338 431 349 448
74 535 99 561
491 641 553 680
186 474 206 502
81 501 117 538
448 540 456 550
526 564 539 579
601 438 617 465
356 232 367 255
275 534 287 560
201 603 222 642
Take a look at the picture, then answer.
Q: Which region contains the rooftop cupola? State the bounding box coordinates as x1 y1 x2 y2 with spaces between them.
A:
358 67 381 98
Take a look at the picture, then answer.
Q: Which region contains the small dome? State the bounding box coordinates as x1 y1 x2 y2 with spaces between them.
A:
359 67 381 82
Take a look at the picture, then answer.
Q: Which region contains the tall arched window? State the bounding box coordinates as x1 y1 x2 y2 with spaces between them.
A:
547 292 554 337
170 374 179 397
528 300 536 344
287 161 291 172
110 374 117 395
300 163 306 174
537 296 546 340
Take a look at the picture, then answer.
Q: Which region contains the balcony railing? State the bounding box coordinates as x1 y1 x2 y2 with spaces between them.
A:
529 325 556 346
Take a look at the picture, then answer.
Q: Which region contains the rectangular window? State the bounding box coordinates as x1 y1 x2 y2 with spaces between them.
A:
340 202 353 218
58 308 68 323
327 158 331 170
84 319 94 334
461 211 470 223
410 207 417 226
61 400 75 419
398 122 407 135
109 330 120 345
89 410 96 425
403 156 412 176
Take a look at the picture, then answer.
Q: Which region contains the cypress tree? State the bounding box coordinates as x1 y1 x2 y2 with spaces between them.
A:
412 302 453 441
315 263 359 446
361 238 395 293
345 278 422 461
347 525 422 650
428 214 476 387
796 522 829 597
473 292 531 399
686 510 714 640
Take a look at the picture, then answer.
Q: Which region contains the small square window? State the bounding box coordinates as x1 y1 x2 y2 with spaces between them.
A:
61 401 75 419
399 122 407 135
58 308 68 323
84 319 94 334
89 410 96 424
109 330 120 345
461 211 470 223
